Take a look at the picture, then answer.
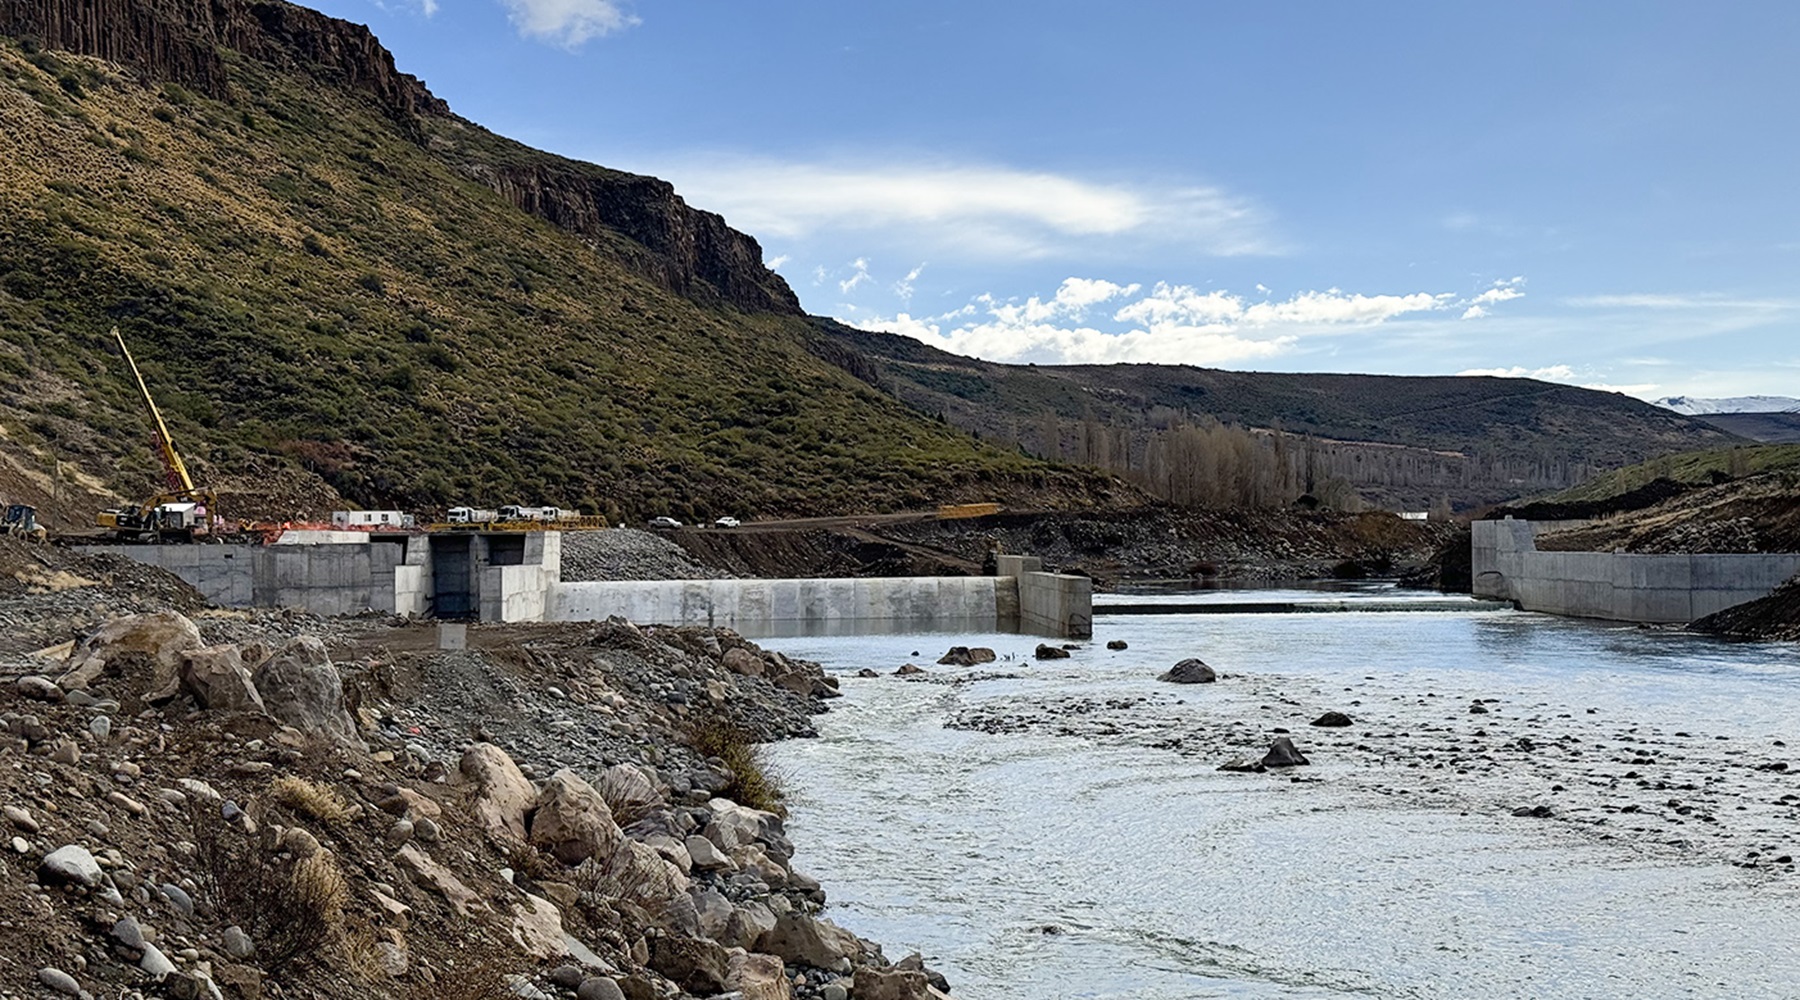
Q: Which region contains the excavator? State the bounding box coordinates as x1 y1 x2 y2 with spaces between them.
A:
95 327 225 541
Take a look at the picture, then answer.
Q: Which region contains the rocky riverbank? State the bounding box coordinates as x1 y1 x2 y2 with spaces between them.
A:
0 593 952 998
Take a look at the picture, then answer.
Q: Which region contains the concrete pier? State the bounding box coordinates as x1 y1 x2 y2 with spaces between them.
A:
1471 518 1800 624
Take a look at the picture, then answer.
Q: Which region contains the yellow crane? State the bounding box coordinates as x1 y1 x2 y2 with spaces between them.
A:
95 327 223 540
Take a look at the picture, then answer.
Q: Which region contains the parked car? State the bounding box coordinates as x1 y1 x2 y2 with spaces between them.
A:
713 516 741 529
647 516 682 529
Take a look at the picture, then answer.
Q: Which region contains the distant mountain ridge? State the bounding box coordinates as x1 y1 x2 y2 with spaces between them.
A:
1654 395 1800 415
814 323 1742 510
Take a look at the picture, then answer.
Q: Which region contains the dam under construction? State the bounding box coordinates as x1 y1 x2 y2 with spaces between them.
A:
78 534 1094 639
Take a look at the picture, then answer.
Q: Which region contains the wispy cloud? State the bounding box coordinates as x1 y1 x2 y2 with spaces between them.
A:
1566 292 1796 310
1460 276 1526 319
500 0 637 46
892 263 925 304
636 156 1279 260
837 258 874 294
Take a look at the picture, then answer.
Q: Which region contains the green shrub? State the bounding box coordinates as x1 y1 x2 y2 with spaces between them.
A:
687 716 786 815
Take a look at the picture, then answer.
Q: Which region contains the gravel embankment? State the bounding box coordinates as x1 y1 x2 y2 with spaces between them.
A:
559 528 732 582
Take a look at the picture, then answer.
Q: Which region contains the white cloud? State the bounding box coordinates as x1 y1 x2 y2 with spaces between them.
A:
1454 363 1658 399
500 0 637 46
764 254 790 271
1460 277 1525 319
633 156 1278 260
1113 283 1439 329
852 278 1449 366
838 258 872 294
1457 364 1577 381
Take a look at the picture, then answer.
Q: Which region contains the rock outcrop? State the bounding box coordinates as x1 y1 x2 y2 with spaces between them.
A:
457 161 801 315
0 0 448 115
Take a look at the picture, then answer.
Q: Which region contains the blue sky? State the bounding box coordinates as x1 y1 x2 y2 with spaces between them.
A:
313 0 1800 399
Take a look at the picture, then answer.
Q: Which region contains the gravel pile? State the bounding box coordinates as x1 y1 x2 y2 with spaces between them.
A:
559 529 730 582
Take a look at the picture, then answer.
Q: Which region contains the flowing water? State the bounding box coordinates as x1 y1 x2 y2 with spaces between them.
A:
761 588 1800 999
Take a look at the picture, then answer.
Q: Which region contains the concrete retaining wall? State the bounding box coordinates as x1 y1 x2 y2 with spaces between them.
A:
999 555 1093 638
82 538 418 616
548 576 1003 637
1471 519 1800 623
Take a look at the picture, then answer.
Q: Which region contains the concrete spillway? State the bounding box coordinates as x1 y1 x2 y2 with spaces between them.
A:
1094 598 1511 615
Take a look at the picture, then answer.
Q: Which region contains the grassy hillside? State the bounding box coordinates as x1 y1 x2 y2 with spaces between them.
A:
0 37 1123 523
816 322 1742 509
1540 443 1800 505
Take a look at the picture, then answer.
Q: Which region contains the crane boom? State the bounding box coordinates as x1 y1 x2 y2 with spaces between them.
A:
112 326 194 493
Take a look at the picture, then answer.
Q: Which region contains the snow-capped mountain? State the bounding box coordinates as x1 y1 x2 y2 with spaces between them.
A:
1654 395 1800 415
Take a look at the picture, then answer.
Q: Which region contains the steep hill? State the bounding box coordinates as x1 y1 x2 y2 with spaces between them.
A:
0 0 1128 527
1694 412 1800 444
814 323 1740 509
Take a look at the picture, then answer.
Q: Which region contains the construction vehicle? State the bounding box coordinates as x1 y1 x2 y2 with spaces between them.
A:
94 327 225 542
2 504 47 543
445 506 498 525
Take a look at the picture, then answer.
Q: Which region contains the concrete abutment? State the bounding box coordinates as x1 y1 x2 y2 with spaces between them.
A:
1471 519 1800 624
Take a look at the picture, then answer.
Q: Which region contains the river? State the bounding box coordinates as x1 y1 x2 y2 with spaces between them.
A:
761 587 1800 999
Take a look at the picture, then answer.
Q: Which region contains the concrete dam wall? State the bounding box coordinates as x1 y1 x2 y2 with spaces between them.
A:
85 531 1093 637
1472 519 1800 624
549 577 1004 637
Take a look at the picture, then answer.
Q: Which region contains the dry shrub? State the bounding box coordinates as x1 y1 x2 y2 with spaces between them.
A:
269 774 353 825
687 716 786 815
188 802 349 976
572 841 683 915
505 840 561 883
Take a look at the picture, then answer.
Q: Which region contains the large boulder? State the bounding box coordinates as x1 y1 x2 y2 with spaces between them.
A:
460 743 537 845
510 893 569 960
754 912 862 973
854 966 929 1000
703 799 788 858
720 900 778 951
1034 644 1071 660
1158 658 1216 684
649 935 729 995
720 647 764 677
597 763 663 828
58 611 203 695
529 770 622 866
935 646 996 667
727 951 792 1000
1261 737 1310 768
180 645 266 713
251 637 359 746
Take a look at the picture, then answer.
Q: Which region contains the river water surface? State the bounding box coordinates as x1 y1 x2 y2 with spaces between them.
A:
761 588 1800 999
